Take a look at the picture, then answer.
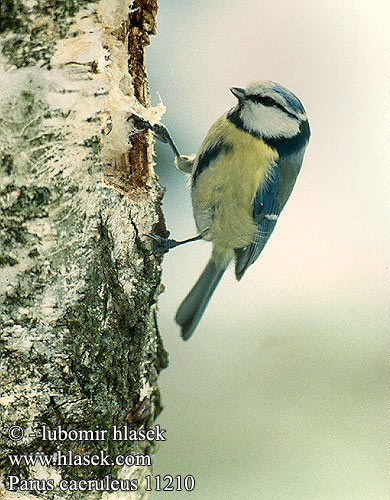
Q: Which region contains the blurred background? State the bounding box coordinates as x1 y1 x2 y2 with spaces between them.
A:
146 1 389 499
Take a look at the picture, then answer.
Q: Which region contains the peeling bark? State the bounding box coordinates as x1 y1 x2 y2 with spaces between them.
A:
0 1 168 499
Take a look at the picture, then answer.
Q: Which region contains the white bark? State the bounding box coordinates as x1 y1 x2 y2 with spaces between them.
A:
0 1 167 499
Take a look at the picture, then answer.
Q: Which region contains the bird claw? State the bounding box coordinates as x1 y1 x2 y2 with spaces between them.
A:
145 233 178 254
128 114 148 130
128 114 170 144
148 123 171 144
128 114 180 157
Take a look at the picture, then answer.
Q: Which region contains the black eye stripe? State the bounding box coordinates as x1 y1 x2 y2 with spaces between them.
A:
261 96 275 106
247 94 275 106
246 94 298 119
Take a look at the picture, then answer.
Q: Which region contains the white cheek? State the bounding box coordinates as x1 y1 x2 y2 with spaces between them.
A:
241 104 300 138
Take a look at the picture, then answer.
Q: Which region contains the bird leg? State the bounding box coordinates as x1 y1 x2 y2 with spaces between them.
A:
129 114 180 158
146 233 203 254
129 113 195 173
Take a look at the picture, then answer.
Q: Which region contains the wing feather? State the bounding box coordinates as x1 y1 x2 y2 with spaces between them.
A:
234 165 280 280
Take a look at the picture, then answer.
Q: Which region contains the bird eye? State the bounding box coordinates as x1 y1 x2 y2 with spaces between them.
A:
261 96 275 107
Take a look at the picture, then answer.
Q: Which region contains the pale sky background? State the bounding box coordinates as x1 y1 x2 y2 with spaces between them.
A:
146 1 389 499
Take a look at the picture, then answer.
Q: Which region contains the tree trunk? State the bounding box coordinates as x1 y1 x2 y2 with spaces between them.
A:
0 1 168 498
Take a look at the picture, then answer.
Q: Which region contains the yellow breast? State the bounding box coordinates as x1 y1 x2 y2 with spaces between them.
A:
191 113 278 253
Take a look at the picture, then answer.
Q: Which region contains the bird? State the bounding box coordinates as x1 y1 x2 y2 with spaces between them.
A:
146 80 310 340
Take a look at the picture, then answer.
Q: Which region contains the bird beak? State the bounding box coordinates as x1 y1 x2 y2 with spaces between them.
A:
230 87 246 101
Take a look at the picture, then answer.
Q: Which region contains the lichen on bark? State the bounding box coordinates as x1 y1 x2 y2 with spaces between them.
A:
0 1 168 498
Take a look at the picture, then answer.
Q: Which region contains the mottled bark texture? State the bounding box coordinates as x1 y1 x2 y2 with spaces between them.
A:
0 1 168 498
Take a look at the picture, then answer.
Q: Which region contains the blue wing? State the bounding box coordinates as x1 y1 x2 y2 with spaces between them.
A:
234 166 280 280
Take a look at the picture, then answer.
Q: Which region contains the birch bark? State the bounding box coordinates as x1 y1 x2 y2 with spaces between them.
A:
0 1 168 498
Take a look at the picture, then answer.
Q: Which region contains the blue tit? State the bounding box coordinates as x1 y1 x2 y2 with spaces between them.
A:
148 80 310 340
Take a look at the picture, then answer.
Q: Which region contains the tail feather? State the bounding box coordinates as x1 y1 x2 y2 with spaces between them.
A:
175 259 226 340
